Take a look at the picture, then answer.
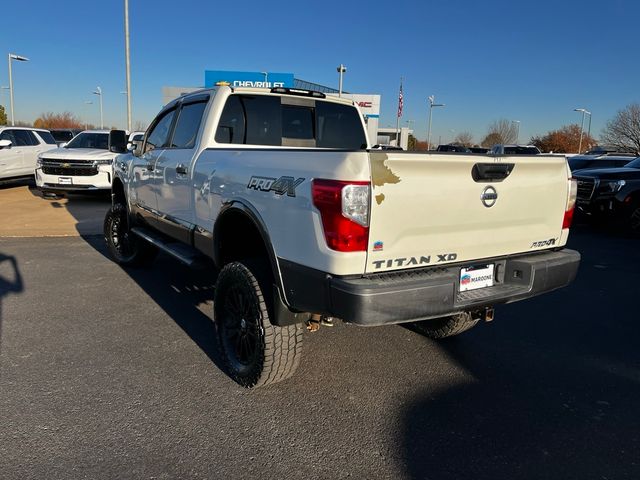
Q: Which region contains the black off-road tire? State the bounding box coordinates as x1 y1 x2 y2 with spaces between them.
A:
104 203 157 266
410 312 479 339
214 261 303 388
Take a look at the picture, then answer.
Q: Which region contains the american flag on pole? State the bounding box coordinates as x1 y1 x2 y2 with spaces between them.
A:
397 80 403 118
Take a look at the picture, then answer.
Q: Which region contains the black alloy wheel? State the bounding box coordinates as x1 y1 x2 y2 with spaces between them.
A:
103 204 157 266
214 261 303 388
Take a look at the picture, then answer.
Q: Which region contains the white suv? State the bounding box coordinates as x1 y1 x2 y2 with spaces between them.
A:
0 127 57 181
35 130 122 194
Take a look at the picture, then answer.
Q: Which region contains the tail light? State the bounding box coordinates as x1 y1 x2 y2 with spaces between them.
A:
563 177 577 229
312 179 370 252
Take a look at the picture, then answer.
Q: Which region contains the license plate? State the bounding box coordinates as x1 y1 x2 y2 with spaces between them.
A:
58 177 73 185
459 264 495 292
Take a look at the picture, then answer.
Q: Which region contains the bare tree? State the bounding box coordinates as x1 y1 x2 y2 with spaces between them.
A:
480 132 504 147
601 103 640 153
453 131 473 146
484 119 518 145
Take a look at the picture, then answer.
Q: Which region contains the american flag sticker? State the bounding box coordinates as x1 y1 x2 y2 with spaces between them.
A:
373 241 384 251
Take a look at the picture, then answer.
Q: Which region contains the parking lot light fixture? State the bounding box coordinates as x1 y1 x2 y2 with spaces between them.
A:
427 95 445 151
8 53 29 126
124 0 132 132
337 64 347 97
574 108 591 153
513 120 520 144
93 87 104 129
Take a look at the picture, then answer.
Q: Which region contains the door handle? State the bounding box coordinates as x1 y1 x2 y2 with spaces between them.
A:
176 164 188 175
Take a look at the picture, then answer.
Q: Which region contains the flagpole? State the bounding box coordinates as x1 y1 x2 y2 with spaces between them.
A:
395 77 403 147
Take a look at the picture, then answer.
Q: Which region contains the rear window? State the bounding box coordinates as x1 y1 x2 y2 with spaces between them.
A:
215 94 366 149
315 101 367 149
282 105 314 140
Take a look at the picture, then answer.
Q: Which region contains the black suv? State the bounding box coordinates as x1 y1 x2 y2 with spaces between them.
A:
436 144 471 153
574 156 640 232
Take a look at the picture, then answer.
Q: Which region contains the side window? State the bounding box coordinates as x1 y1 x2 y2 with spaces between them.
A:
170 101 207 149
25 131 40 146
35 131 57 145
144 109 176 153
11 130 36 146
216 95 245 144
0 130 16 144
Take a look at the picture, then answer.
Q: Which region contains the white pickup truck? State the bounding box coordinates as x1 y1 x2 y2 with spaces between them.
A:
105 86 580 388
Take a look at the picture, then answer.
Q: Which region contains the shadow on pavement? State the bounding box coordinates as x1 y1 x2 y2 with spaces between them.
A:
400 231 640 479
25 186 111 236
0 250 24 363
80 235 225 372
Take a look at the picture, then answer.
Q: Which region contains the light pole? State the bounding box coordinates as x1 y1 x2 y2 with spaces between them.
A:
84 101 93 130
427 95 445 151
261 71 268 87
513 120 520 144
574 108 591 153
337 64 346 97
1 86 9 114
124 0 132 132
8 53 29 126
93 87 103 129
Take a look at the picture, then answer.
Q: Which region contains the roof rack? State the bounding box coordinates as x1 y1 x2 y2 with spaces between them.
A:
269 87 326 99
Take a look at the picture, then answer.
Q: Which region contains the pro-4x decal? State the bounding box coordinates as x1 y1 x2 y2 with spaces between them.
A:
247 176 305 197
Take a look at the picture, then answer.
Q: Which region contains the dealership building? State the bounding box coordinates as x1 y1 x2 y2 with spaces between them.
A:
162 70 412 149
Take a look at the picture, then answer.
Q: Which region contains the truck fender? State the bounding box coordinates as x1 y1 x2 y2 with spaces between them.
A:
213 201 308 326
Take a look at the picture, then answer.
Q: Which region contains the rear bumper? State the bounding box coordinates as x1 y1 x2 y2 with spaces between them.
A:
279 249 580 326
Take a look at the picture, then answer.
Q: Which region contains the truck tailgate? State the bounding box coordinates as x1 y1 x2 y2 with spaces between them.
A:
366 152 569 274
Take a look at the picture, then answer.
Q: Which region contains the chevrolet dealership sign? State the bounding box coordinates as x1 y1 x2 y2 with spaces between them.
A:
204 70 295 89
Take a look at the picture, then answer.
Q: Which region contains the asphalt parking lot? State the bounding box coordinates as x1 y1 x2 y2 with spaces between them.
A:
0 189 639 479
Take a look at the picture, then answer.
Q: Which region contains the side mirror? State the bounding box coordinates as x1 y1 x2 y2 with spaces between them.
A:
109 130 128 153
59 142 68 148
0 139 12 149
131 140 143 157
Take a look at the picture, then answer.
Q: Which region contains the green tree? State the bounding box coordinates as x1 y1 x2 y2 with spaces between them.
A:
0 105 7 126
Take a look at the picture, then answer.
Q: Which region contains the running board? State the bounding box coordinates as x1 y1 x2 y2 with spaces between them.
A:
131 227 204 268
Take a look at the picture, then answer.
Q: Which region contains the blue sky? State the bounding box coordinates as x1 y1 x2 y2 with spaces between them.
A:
1 0 637 143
